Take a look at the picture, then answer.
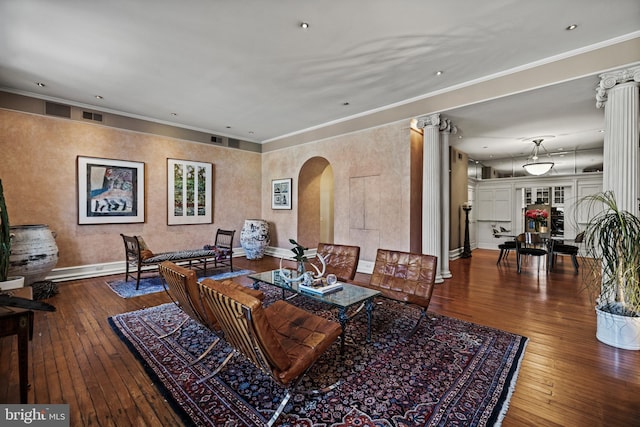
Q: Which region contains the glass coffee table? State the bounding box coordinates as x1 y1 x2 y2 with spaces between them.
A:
248 269 381 354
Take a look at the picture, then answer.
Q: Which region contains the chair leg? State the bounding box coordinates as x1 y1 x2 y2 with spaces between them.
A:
189 337 221 365
406 309 427 339
496 249 504 264
195 350 236 385
158 316 190 339
571 254 579 274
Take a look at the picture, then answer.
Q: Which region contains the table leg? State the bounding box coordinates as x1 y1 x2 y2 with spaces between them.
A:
365 299 374 343
17 312 30 404
337 308 349 355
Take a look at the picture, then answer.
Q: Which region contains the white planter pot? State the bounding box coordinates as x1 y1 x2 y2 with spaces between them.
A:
595 307 640 350
0 276 25 291
240 219 270 260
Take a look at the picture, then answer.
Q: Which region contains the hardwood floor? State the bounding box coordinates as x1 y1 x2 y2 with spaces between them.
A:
1 249 638 426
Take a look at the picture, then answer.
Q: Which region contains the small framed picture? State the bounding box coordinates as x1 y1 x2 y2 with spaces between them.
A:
272 178 292 210
77 156 145 224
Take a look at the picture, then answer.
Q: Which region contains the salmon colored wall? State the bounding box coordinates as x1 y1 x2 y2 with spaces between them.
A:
261 121 413 263
0 109 261 268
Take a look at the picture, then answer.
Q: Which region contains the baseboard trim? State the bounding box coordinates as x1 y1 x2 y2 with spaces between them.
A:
47 246 375 282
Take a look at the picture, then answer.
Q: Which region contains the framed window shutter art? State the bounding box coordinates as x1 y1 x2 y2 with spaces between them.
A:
167 159 213 225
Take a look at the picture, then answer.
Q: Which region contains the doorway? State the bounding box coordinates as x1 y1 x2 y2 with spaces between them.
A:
296 157 334 248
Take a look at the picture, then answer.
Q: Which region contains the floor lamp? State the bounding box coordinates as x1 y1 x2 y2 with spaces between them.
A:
461 203 472 258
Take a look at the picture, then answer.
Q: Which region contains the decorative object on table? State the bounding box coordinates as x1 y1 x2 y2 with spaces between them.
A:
288 238 308 273
105 268 255 299
525 205 550 232
167 158 213 225
109 295 527 427
579 191 640 350
239 219 270 259
271 178 292 210
522 138 554 175
278 247 326 287
77 156 145 224
461 202 472 258
0 179 24 291
8 224 59 286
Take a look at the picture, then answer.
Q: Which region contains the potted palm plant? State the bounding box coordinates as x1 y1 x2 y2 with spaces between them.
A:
579 191 640 350
0 179 24 290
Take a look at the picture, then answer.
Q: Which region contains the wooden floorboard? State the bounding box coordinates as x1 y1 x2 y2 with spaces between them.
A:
1 249 639 426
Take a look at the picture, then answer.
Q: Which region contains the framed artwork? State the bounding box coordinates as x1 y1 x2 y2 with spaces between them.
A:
167 158 213 225
77 156 145 224
272 178 292 210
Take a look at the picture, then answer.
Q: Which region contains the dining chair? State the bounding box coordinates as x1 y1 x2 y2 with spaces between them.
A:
550 231 584 274
515 232 549 274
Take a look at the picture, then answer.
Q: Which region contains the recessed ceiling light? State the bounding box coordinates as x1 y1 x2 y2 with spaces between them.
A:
342 102 350 106
300 22 309 29
226 126 231 129
435 71 443 76
566 24 578 31
36 82 45 87
170 112 177 116
249 131 254 135
95 95 103 100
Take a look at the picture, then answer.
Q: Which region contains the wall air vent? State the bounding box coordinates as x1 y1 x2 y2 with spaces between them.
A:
210 135 224 145
82 111 103 122
228 138 240 148
45 102 71 118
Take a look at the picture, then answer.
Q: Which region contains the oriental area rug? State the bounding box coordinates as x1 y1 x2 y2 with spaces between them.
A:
109 287 527 426
105 269 254 298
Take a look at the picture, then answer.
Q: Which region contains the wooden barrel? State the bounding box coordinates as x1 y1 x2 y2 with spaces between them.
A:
8 224 59 286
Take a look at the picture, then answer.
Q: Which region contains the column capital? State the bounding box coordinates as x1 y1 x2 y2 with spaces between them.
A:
439 118 458 134
415 113 440 129
596 65 640 108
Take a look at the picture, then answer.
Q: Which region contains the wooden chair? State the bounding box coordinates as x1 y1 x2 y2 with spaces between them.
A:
206 229 235 272
158 261 263 364
550 231 584 274
198 278 342 426
515 232 549 274
310 242 361 282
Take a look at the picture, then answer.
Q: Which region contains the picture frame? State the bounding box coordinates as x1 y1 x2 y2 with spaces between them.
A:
167 158 213 225
272 178 292 210
77 156 145 224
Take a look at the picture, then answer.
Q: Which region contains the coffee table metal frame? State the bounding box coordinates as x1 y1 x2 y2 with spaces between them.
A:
248 269 381 354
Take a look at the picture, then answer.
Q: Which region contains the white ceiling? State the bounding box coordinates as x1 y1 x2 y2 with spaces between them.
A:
1 1 639 175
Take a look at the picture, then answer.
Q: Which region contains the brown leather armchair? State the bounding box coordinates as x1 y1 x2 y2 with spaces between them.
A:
361 249 437 336
198 278 342 426
310 242 361 282
158 261 263 364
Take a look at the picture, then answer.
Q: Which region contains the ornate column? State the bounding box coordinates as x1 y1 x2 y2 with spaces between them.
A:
417 113 443 283
596 66 640 215
439 119 456 279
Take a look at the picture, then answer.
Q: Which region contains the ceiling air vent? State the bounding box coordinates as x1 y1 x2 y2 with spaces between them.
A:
45 102 71 118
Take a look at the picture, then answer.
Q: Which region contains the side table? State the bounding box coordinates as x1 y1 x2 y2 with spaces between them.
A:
0 286 34 403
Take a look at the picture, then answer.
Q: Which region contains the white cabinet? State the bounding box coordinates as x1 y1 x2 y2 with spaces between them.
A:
477 188 511 221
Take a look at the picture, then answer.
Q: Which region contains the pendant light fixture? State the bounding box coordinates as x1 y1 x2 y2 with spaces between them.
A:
523 139 554 175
